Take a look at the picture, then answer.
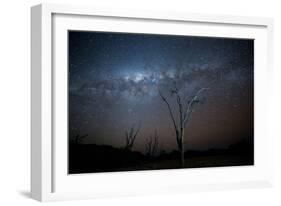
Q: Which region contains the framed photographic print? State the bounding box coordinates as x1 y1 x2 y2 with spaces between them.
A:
31 3 274 201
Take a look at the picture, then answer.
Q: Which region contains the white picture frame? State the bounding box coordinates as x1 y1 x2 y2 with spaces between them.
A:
31 3 274 202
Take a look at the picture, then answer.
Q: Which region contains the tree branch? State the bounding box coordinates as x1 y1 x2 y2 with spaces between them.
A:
183 87 209 125
159 90 178 133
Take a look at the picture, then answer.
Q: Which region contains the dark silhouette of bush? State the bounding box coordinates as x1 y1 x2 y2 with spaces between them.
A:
69 143 145 174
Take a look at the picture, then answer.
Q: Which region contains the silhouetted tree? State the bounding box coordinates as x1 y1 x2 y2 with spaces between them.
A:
124 124 141 151
159 83 208 167
73 134 88 144
146 130 159 157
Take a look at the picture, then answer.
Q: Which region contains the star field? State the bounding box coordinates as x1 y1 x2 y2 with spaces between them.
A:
68 31 254 153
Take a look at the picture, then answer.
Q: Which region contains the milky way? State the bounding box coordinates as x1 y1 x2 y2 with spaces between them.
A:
68 31 254 153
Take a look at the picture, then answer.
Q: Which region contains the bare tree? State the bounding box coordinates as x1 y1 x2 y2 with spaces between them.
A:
146 130 159 157
73 134 88 144
159 84 208 167
71 123 88 145
124 124 141 151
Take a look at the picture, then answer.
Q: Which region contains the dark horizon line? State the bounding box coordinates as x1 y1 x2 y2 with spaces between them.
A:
69 137 253 153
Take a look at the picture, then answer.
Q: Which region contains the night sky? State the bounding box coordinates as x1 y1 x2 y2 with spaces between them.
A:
68 31 254 153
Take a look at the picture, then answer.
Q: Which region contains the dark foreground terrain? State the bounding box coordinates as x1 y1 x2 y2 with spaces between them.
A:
69 139 253 174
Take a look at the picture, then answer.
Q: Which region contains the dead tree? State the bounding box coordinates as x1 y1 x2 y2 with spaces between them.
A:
73 134 88 144
124 124 141 151
159 84 208 167
146 130 159 157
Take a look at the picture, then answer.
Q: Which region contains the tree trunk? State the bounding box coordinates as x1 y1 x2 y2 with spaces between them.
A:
181 129 185 167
